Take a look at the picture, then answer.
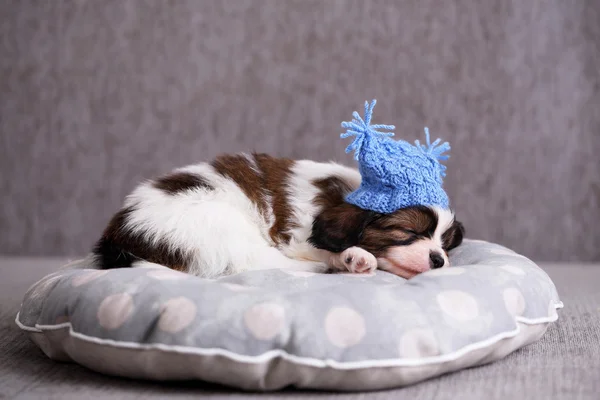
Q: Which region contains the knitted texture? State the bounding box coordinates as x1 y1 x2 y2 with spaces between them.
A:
341 100 450 213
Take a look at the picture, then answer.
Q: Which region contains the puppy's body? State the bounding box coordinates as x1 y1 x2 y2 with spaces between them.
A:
93 153 463 279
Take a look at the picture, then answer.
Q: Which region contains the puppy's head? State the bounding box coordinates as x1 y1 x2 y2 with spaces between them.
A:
360 206 464 278
310 204 464 279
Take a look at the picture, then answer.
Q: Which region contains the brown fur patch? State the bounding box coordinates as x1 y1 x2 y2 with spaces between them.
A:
308 176 375 252
309 181 441 257
96 206 189 271
312 176 355 209
253 153 296 245
360 207 438 256
153 172 213 194
211 154 270 216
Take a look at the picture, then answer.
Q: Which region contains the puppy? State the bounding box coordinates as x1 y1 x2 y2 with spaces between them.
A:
92 153 464 279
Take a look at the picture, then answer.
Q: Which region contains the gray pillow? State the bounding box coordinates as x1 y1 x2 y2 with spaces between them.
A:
16 239 562 391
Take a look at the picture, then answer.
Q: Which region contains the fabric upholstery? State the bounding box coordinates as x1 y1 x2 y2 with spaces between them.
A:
15 240 562 391
1 257 598 398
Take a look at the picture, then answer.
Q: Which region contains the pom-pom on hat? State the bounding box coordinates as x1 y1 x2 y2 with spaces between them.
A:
341 99 451 214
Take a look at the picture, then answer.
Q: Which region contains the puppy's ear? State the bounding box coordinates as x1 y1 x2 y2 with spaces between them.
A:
442 220 465 252
309 204 377 253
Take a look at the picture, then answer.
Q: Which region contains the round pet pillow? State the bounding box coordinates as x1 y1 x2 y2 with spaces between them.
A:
16 239 562 391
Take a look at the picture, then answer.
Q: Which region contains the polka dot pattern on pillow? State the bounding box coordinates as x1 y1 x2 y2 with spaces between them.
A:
16 239 562 391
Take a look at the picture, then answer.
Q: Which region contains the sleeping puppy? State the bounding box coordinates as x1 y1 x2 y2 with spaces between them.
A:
92 153 464 279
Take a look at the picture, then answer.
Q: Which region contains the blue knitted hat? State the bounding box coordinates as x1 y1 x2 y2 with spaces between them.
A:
340 99 451 214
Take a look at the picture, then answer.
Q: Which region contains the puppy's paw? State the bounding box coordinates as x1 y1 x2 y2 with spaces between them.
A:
340 247 377 274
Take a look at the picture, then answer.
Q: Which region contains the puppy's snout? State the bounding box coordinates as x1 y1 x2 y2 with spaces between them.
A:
429 251 445 269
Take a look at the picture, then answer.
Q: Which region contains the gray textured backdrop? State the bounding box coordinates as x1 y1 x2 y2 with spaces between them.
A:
1 0 599 261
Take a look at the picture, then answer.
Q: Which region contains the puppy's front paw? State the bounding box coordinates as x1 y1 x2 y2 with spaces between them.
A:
340 247 377 274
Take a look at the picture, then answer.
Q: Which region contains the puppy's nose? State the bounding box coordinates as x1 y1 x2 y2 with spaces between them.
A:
429 252 445 269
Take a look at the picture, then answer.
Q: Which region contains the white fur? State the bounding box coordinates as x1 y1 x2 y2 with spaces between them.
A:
90 156 456 279
121 163 278 277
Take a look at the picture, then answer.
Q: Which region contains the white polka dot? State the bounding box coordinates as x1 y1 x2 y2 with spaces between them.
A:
325 307 366 348
282 270 317 278
499 264 526 276
147 270 186 280
437 291 480 321
399 328 439 358
244 303 286 340
222 283 254 292
426 267 466 276
158 297 197 333
72 270 108 287
97 293 134 330
503 288 526 316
